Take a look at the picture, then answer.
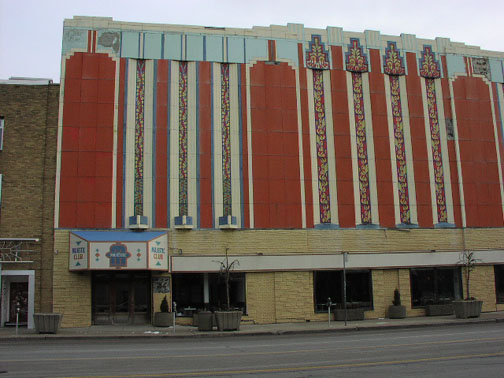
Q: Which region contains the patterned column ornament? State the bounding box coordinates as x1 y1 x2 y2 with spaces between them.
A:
221 63 232 217
305 35 330 70
346 39 372 224
178 61 189 217
383 41 410 224
306 35 331 224
419 45 448 223
134 60 145 216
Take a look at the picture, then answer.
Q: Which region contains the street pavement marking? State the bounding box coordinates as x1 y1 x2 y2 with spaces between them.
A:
48 351 504 378
2 335 504 363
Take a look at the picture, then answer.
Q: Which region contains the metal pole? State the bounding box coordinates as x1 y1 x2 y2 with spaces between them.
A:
15 300 19 336
172 301 176 334
343 252 348 327
327 297 332 327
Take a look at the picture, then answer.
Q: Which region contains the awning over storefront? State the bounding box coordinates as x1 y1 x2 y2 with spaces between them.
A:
69 231 168 271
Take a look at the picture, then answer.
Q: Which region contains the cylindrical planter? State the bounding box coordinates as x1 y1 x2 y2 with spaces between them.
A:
197 311 214 331
153 312 173 327
452 300 483 319
388 305 406 319
33 313 63 334
215 311 242 331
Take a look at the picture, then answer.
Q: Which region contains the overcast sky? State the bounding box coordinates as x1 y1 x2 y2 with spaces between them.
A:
1 0 502 83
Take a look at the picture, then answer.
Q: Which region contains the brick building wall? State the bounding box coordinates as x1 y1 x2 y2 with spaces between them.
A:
0 82 59 313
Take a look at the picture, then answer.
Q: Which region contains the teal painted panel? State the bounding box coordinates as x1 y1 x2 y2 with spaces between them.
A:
245 38 268 63
144 33 162 59
97 30 121 55
276 39 299 66
446 54 466 78
205 35 223 62
121 31 140 58
490 59 504 83
62 28 88 55
186 35 204 61
227 37 245 63
164 34 182 60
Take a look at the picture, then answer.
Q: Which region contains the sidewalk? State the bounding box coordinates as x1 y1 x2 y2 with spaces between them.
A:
1 312 504 341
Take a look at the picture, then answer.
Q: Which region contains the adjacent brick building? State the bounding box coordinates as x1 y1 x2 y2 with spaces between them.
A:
53 16 504 327
0 78 59 328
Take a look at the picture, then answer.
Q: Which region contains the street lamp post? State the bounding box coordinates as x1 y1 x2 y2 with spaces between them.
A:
342 252 348 326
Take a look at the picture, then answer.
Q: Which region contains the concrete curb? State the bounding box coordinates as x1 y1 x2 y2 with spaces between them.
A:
1 316 502 342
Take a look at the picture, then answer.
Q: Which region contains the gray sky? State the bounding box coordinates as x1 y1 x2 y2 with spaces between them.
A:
1 0 502 83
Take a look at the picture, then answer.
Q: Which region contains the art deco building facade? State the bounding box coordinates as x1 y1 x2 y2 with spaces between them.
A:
54 16 504 327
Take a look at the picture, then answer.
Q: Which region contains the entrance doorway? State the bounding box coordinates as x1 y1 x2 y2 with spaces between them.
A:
8 282 28 325
92 272 151 325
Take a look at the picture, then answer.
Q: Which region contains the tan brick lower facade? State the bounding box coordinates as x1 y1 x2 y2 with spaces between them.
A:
53 229 504 327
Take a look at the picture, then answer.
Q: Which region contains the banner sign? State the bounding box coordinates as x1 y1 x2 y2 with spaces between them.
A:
69 231 168 271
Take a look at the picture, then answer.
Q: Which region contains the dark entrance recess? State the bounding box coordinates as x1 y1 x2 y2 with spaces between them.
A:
92 271 151 325
8 282 28 325
314 270 373 312
410 267 462 307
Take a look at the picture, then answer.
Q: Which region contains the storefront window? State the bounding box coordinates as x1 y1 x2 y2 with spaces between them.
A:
410 267 462 307
494 265 504 304
172 273 246 315
314 270 373 312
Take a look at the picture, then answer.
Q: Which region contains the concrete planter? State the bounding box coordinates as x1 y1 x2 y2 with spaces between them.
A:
215 311 242 331
33 313 62 334
452 300 482 319
197 311 214 331
153 312 173 327
425 304 453 316
334 308 365 321
388 305 406 319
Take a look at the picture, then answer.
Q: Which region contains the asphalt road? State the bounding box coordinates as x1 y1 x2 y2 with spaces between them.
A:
1 323 504 377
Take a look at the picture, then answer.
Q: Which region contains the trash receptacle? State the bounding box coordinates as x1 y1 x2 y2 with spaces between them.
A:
197 311 213 331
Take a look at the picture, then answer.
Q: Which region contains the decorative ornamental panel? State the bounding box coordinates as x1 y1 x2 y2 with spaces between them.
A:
134 60 145 216
345 38 369 73
346 39 371 223
305 35 330 70
313 69 331 223
178 61 189 216
383 41 405 76
419 45 447 223
384 42 410 224
221 63 232 217
419 45 441 79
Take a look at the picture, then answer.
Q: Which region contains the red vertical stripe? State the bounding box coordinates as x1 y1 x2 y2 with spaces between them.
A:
60 52 115 228
240 64 250 228
198 62 213 228
452 73 503 226
368 49 394 227
155 60 169 227
250 61 302 228
406 52 433 227
116 58 126 227
330 45 355 227
87 31 92 53
440 56 462 227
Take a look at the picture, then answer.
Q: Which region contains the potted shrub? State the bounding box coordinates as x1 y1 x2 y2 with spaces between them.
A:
388 289 406 319
153 296 173 327
452 250 483 319
214 248 242 331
